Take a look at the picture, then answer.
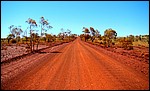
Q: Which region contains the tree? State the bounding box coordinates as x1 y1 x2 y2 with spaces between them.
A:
82 27 90 42
90 27 96 42
7 34 15 44
139 35 142 41
31 33 40 51
104 28 117 39
39 16 53 45
104 28 117 47
8 25 14 34
11 26 23 45
60 28 65 40
95 29 102 41
95 29 100 37
57 33 62 40
83 27 90 34
90 27 96 36
22 28 29 44
26 18 37 52
80 34 85 41
67 29 71 41
40 16 53 37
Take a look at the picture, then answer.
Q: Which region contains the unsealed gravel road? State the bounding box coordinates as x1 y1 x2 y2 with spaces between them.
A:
1 37 149 90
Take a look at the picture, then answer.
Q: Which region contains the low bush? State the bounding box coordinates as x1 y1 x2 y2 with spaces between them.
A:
10 39 17 44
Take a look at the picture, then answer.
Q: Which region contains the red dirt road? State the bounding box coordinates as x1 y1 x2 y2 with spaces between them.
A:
1 37 149 90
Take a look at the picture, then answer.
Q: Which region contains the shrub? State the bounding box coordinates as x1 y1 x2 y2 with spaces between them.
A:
122 40 133 50
11 39 17 44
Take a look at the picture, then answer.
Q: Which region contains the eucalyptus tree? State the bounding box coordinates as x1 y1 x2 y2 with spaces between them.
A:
22 27 29 44
82 27 90 34
39 16 53 37
95 29 102 41
11 26 23 45
104 28 117 47
26 18 37 52
67 29 71 41
90 27 96 42
90 27 96 36
60 28 65 40
57 32 64 41
95 29 100 37
82 27 90 42
8 25 14 34
31 33 40 51
60 28 72 42
104 28 117 39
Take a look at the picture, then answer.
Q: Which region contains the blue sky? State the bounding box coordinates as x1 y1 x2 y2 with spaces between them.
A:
1 1 149 38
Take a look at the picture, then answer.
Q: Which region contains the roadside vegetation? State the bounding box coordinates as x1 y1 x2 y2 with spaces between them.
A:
79 27 149 64
1 16 77 63
1 20 149 64
1 16 77 52
80 27 149 50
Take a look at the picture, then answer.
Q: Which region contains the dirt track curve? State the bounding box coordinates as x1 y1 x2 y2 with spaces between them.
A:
1 37 149 90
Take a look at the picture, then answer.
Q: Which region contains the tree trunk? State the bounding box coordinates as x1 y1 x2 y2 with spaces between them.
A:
16 36 18 47
36 42 38 50
48 39 50 43
30 26 32 52
92 37 95 42
33 41 34 52
8 39 10 44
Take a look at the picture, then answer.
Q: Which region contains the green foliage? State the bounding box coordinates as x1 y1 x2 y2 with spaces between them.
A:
82 27 90 34
103 28 117 47
26 18 38 52
26 18 37 26
40 16 53 36
90 27 96 36
122 40 133 50
116 37 133 50
104 28 117 39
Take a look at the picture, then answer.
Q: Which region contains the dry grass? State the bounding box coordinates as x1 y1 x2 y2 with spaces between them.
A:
133 41 149 47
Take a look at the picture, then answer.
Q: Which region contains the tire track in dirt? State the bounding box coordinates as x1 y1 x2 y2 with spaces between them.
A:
1 43 71 90
1 37 149 90
77 39 149 89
